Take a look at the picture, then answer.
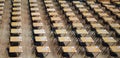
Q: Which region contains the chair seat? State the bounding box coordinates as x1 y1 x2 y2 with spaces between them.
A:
79 42 86 47
110 52 118 57
86 52 94 57
62 52 70 57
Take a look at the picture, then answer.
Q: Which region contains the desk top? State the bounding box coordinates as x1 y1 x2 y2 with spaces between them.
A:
69 16 79 21
102 37 117 43
58 36 71 42
33 22 43 27
36 46 51 52
35 36 47 42
76 4 84 8
115 29 120 34
10 36 22 42
32 17 41 21
47 8 56 12
86 46 101 52
110 46 120 52
76 29 88 34
72 23 84 28
49 12 59 16
31 8 39 11
86 18 97 22
103 17 115 22
9 46 23 53
94 8 104 12
31 12 40 16
11 22 21 26
56 29 67 34
98 13 109 17
81 37 94 42
82 12 93 17
51 17 61 21
61 4 69 7
11 29 22 33
66 12 76 16
63 8 72 12
53 23 64 27
79 8 88 12
109 23 120 28
91 23 103 28
62 46 77 52
34 29 46 34
96 29 109 34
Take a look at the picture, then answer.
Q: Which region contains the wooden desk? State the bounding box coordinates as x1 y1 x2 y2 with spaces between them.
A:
102 37 116 44
69 17 79 21
115 29 120 34
76 29 88 36
62 46 77 52
104 5 115 8
11 29 22 34
90 5 99 8
98 13 109 17
36 46 51 52
61 4 69 7
87 1 95 4
110 46 120 52
103 17 115 22
109 23 120 28
35 36 47 42
115 13 120 17
13 3 21 6
12 16 21 21
101 2 110 4
45 4 54 7
51 17 61 21
73 1 81 4
79 8 88 12
58 36 71 42
63 8 72 12
75 5 84 8
96 29 109 35
31 8 39 11
72 23 84 28
59 1 67 3
30 4 38 6
49 12 58 16
66 12 75 16
32 17 41 21
86 46 101 53
11 22 21 27
12 12 21 15
94 8 104 12
82 12 93 17
91 23 103 28
10 36 22 42
62 46 77 57
33 23 43 27
31 12 40 16
34 29 46 34
13 7 21 11
47 8 56 12
55 29 67 34
86 18 97 23
109 8 120 13
9 46 23 53
81 37 94 43
53 23 64 27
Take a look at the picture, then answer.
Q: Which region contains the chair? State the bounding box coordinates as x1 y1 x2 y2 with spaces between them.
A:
61 52 70 58
84 49 94 58
35 49 44 58
109 50 118 58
